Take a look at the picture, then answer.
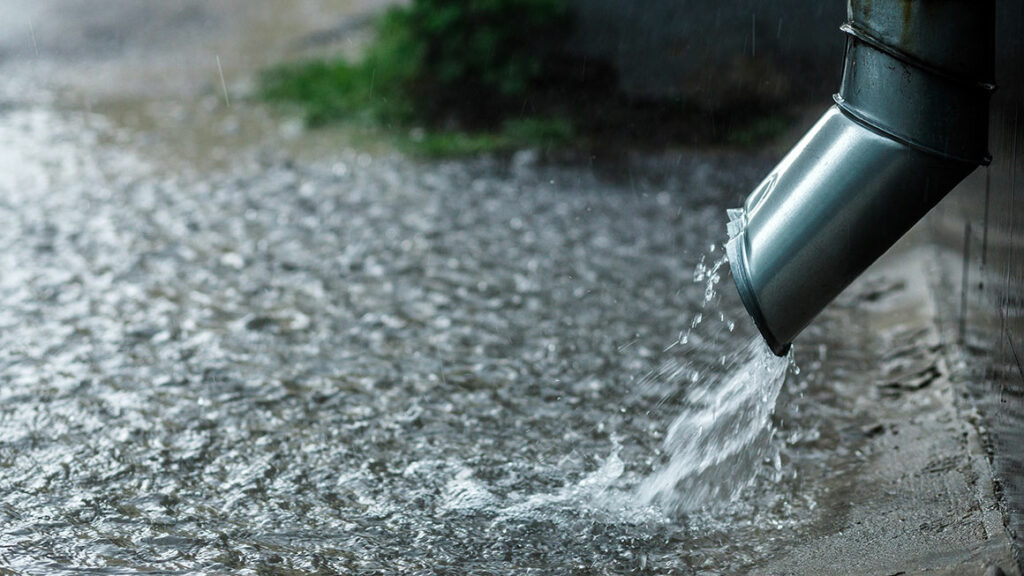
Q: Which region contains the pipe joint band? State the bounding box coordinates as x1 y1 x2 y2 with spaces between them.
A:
837 33 993 165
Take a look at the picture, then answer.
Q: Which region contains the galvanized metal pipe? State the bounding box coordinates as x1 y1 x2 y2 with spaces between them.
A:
726 0 995 355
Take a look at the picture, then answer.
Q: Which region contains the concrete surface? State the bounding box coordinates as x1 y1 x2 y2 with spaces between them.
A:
760 242 1019 575
926 0 1024 565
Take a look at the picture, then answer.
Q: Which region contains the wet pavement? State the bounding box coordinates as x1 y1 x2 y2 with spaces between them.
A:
0 2 1018 574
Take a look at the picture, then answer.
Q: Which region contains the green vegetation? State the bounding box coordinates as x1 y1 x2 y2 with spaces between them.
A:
259 11 418 128
259 0 793 156
259 0 574 156
393 0 570 118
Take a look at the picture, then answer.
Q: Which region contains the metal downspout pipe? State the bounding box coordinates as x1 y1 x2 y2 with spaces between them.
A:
726 0 995 356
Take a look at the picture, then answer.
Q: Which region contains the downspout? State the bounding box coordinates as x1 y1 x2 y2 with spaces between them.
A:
726 0 995 356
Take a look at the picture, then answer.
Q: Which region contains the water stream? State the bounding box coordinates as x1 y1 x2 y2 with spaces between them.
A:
638 337 789 513
635 249 792 514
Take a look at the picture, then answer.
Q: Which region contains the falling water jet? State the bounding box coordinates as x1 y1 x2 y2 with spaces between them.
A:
638 337 788 514
636 233 791 513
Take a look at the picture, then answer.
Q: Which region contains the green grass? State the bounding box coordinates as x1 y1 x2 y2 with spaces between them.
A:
257 1 579 157
259 11 418 128
405 131 511 157
260 54 576 157
260 59 383 127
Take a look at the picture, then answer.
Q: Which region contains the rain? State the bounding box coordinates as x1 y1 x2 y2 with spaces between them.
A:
0 1 1021 574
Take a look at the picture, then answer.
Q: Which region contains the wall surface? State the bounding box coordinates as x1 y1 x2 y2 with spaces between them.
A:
930 0 1024 563
570 0 1021 108
569 0 846 102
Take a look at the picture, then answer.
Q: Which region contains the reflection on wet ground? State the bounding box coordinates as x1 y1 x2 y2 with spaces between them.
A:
0 78 903 573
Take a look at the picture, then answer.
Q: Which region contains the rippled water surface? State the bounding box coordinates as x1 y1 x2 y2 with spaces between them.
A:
0 71 892 574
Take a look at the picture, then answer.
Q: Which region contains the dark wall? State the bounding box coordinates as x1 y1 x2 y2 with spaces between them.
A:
569 1 1022 110
569 0 846 103
930 0 1024 562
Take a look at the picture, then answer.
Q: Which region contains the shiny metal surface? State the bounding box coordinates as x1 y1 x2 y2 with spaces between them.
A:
728 0 994 355
727 107 973 354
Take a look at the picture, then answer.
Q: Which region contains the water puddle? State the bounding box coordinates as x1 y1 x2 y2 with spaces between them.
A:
0 68 828 574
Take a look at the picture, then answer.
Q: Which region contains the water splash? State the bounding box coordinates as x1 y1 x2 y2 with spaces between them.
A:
495 446 628 520
638 337 788 513
637 240 791 514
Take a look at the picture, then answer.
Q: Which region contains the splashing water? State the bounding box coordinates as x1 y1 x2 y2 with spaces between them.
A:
636 243 792 514
638 338 788 513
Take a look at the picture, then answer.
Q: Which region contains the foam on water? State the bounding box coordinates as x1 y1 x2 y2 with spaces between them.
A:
493 445 629 521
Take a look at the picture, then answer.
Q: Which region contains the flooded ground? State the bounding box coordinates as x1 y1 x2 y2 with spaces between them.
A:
0 2 1018 574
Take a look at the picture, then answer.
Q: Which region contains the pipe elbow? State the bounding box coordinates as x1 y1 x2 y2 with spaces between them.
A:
727 0 994 355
